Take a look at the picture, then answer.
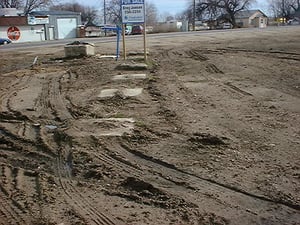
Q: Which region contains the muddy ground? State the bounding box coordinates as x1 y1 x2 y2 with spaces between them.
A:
0 26 300 225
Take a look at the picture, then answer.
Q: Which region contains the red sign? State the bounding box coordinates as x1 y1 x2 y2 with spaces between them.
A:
7 26 21 41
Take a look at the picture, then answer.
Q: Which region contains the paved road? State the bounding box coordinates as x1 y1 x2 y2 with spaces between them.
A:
0 26 297 52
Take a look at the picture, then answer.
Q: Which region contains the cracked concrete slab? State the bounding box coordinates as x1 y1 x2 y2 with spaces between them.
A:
122 88 143 97
98 88 143 98
112 74 147 81
98 89 118 98
116 63 148 70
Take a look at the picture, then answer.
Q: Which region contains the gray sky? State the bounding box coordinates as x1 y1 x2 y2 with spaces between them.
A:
72 0 269 15
153 0 268 15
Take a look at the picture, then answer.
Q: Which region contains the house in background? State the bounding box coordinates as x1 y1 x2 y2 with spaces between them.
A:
288 7 300 24
0 9 81 43
29 11 81 40
154 20 183 33
235 9 268 28
0 8 46 42
84 21 103 37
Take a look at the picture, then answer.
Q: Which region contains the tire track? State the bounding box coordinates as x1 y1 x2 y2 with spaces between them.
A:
0 75 33 113
118 142 300 211
146 49 300 212
206 63 224 74
36 77 55 119
224 82 253 96
186 49 209 61
84 148 142 174
217 47 300 61
0 165 29 225
35 72 73 121
55 147 119 225
0 194 26 225
49 75 73 121
0 125 56 160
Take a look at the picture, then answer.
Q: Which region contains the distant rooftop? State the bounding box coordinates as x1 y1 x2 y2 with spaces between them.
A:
236 9 267 19
30 10 81 16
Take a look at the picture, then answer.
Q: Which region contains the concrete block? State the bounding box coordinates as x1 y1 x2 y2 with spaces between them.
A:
122 88 143 97
116 63 148 71
64 44 95 57
98 89 118 98
112 74 147 80
98 88 143 98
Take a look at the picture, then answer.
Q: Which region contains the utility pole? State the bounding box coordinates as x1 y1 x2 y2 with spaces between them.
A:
104 0 107 36
193 0 196 31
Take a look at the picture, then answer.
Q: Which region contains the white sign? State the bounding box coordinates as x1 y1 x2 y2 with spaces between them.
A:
28 16 49 25
35 17 49 24
122 0 144 4
121 0 145 24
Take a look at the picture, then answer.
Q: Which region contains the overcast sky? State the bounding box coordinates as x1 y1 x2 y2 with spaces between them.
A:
72 0 269 15
153 0 268 15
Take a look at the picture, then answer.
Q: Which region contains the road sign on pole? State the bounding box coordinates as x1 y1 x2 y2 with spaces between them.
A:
121 0 145 24
7 26 21 41
121 0 146 61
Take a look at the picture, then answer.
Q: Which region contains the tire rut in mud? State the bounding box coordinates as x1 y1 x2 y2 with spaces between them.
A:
1 41 299 224
140 47 300 215
54 132 120 225
0 164 44 225
119 138 300 211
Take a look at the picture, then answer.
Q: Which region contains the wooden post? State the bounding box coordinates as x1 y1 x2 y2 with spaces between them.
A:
122 24 127 60
143 22 147 62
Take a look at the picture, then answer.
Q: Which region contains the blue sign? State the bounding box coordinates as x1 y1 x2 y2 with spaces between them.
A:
122 0 144 4
121 0 145 23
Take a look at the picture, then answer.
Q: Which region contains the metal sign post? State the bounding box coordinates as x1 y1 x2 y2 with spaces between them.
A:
103 26 121 60
121 0 146 61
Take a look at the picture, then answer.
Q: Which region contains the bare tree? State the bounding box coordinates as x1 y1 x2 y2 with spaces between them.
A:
105 0 158 25
105 0 121 24
218 0 254 27
268 0 299 19
192 0 254 27
0 0 53 15
158 12 175 22
196 0 222 20
23 0 53 15
291 0 300 10
145 2 158 25
0 0 22 8
51 2 99 24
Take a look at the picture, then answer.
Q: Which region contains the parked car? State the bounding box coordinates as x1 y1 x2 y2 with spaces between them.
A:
0 38 12 45
287 19 300 25
125 27 131 35
222 23 232 29
216 23 232 29
131 25 143 35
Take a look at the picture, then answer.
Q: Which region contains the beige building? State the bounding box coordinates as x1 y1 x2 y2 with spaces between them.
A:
235 10 268 28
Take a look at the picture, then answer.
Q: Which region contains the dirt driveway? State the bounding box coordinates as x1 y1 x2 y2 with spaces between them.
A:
0 26 299 225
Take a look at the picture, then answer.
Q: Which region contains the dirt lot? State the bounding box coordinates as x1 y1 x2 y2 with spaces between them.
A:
0 26 300 225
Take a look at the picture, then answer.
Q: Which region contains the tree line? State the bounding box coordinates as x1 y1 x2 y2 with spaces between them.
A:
1 0 299 26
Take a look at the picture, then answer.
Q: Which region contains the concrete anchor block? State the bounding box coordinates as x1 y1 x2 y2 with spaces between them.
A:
64 43 95 57
116 63 148 71
112 74 147 80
